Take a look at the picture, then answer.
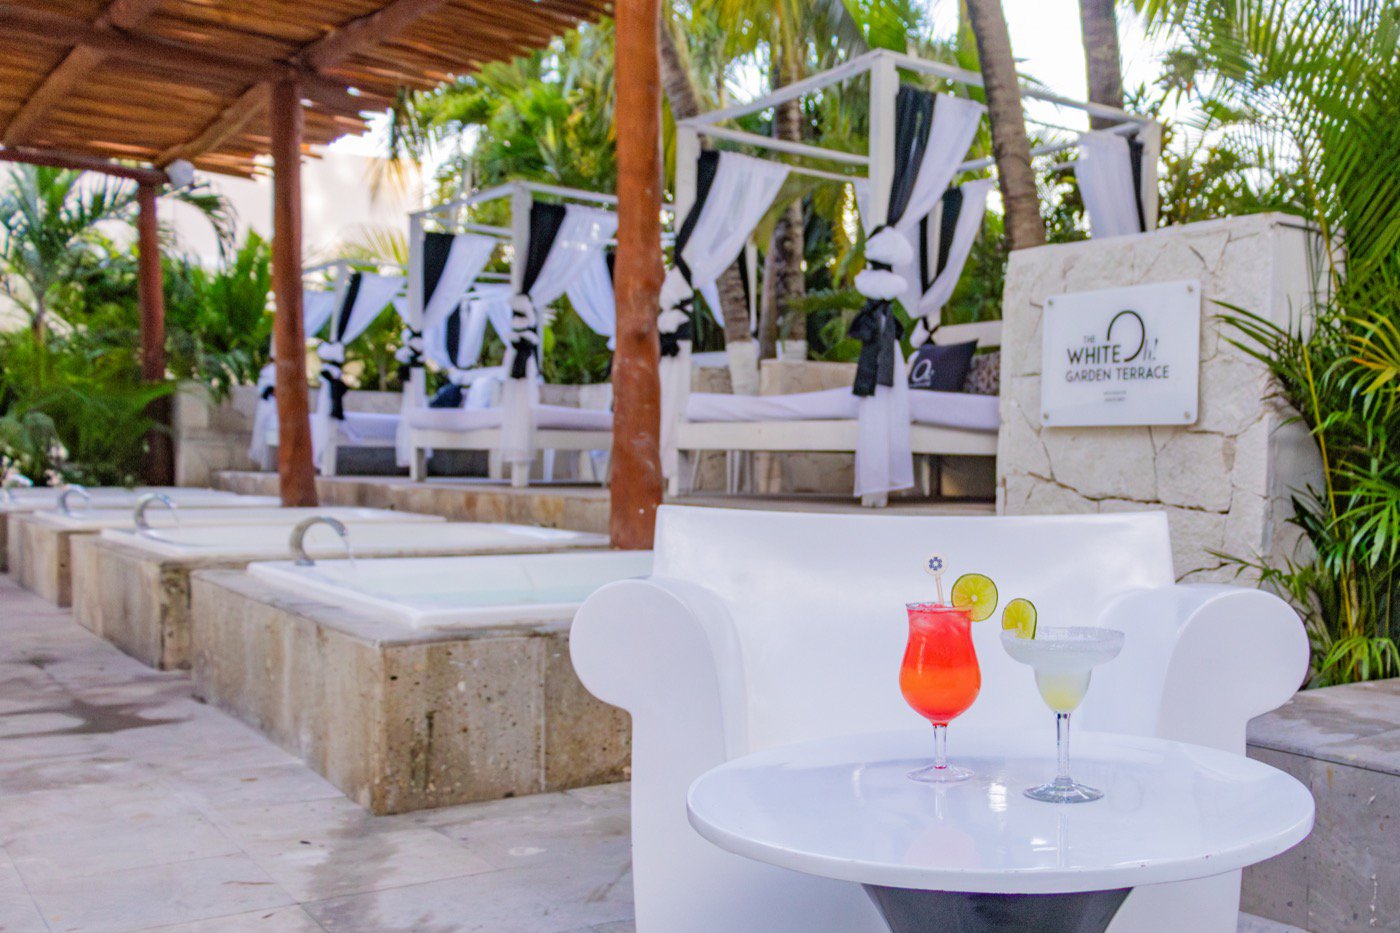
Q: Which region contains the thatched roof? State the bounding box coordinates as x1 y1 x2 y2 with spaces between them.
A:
0 0 609 177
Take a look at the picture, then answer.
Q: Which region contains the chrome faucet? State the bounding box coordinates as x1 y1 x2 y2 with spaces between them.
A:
134 493 179 534
1 473 33 504
58 484 90 517
289 515 351 567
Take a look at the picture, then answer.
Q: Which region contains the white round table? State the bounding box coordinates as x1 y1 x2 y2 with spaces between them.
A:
687 728 1313 933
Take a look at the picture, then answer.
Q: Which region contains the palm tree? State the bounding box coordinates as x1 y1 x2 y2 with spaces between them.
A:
963 0 1046 250
0 165 233 338
1078 0 1125 128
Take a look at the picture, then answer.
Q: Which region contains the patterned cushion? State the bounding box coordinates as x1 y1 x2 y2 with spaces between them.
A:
962 349 1000 396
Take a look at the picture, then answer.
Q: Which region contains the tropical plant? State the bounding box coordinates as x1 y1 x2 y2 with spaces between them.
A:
0 165 233 338
1140 0 1400 684
0 329 171 486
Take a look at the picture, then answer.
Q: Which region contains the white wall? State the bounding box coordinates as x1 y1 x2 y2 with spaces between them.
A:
163 148 423 266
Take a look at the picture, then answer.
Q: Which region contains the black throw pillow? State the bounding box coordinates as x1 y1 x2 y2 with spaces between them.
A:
428 383 464 409
907 340 977 392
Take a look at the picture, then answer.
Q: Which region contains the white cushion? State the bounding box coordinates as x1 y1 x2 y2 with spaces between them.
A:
339 411 399 443
408 404 611 433
907 389 1000 431
685 388 857 423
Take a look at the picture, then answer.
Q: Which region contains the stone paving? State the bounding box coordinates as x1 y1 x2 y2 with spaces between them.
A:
0 575 632 932
0 571 1301 932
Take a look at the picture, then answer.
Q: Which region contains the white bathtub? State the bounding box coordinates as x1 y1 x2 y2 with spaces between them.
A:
24 506 444 534
100 521 607 561
1 487 278 514
248 550 653 630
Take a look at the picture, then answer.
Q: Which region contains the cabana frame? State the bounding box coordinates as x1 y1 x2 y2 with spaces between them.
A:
668 48 1162 506
403 181 628 486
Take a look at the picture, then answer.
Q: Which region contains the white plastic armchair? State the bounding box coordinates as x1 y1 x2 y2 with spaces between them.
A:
570 506 1308 933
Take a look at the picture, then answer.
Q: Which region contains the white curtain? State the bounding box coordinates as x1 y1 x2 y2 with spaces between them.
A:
501 205 617 465
303 288 339 339
891 94 986 315
566 252 617 348
669 152 790 327
1076 130 1145 238
249 286 341 465
659 152 790 477
420 234 497 334
311 272 405 472
397 233 496 464
910 178 993 344
852 92 984 502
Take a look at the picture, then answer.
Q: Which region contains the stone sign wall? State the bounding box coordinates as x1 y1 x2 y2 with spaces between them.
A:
997 213 1327 582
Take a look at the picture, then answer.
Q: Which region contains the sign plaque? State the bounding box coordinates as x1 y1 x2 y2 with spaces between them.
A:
1040 280 1201 427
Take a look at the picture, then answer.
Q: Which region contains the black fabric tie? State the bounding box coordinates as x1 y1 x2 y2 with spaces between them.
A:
322 370 348 420
396 327 423 383
849 225 904 397
260 384 275 401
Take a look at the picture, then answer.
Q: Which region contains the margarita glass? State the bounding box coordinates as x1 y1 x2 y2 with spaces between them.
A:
901 602 980 783
1002 626 1124 803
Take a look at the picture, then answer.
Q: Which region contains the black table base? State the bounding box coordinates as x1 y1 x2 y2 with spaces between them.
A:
864 885 1132 933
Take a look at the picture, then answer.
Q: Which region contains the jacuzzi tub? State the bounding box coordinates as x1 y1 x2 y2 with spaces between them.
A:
0 487 277 513
99 521 606 561
23 505 444 534
247 550 653 630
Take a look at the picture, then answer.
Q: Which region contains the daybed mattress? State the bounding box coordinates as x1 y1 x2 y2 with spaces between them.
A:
339 411 400 443
408 405 613 433
684 388 999 432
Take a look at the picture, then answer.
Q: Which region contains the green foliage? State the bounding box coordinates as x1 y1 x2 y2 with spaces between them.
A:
541 304 612 385
0 329 171 486
163 233 275 395
1141 0 1400 685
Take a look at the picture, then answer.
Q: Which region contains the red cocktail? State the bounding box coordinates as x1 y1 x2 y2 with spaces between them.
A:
901 602 980 782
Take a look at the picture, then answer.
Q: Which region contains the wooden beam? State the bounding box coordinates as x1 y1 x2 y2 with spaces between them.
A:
154 0 451 167
269 79 318 507
609 0 664 549
294 0 454 72
136 181 174 484
0 5 356 108
3 0 166 146
0 146 165 185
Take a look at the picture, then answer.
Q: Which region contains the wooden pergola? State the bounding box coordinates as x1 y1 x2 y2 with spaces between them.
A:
0 0 662 531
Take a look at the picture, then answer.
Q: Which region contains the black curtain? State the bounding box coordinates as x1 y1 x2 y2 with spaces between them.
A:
324 271 362 419
444 307 464 368
1128 137 1147 233
660 149 723 357
917 186 965 304
509 202 568 378
849 85 935 396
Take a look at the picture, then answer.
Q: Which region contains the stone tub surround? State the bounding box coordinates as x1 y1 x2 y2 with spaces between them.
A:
72 525 609 671
11 506 443 610
996 214 1327 582
190 569 630 815
1244 679 1400 931
213 470 614 534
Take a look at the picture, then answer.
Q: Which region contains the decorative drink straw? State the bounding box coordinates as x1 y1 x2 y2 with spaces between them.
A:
925 553 947 605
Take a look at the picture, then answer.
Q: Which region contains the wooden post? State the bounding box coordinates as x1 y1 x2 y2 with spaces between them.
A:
269 78 318 507
136 181 173 485
609 0 664 549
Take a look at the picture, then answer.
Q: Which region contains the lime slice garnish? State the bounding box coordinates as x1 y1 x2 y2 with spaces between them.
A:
1002 597 1038 639
950 573 999 622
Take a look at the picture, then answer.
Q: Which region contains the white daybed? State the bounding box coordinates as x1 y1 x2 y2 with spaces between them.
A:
658 48 1160 505
251 266 407 475
667 320 1002 498
399 182 622 486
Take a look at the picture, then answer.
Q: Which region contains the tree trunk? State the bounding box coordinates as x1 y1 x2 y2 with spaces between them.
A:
1078 0 1124 130
658 17 754 384
136 181 173 485
964 0 1046 251
611 0 665 548
759 51 805 360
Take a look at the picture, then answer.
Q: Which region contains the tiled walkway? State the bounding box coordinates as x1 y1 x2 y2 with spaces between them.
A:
0 576 632 932
0 572 1302 932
